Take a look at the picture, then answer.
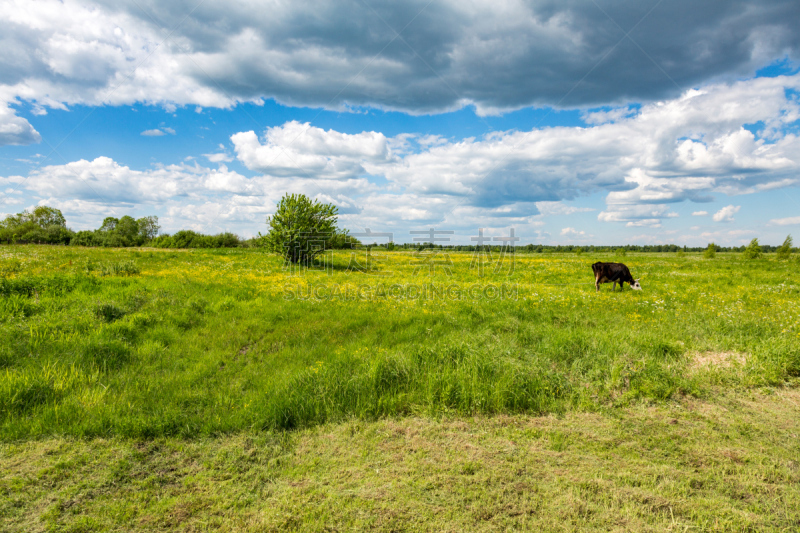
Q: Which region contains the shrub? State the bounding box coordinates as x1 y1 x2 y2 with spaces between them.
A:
776 235 793 260
328 230 359 250
704 242 716 259
262 193 339 265
742 238 762 259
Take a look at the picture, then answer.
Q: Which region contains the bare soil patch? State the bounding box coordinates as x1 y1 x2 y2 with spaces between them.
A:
690 350 747 371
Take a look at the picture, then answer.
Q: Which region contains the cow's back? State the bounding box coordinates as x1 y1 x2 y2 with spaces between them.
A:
592 261 631 280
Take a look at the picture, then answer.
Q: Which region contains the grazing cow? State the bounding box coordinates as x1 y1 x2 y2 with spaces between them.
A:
591 262 642 292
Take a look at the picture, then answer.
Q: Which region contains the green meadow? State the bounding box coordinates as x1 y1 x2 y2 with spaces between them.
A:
2 245 799 531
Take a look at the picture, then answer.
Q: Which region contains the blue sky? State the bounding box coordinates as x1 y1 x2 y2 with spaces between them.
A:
1 0 800 245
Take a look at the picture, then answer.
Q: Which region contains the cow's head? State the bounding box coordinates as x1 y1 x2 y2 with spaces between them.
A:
631 278 642 290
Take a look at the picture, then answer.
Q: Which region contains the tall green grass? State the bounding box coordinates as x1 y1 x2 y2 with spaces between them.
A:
0 246 798 439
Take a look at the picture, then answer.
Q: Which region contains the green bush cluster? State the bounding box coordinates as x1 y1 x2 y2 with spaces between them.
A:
149 230 242 248
2 206 248 249
71 215 159 247
0 206 72 245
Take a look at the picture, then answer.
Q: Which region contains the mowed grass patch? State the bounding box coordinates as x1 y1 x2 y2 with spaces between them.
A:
0 246 799 438
1 388 798 532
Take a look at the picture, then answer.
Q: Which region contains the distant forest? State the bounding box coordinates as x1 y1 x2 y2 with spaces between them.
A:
0 205 795 253
0 206 249 248
0 205 351 249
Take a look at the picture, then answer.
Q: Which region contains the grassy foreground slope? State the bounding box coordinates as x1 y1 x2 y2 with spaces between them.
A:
1 246 799 438
1 246 799 530
2 389 799 531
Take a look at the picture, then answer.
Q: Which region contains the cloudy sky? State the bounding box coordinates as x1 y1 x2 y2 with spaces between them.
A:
1 0 799 245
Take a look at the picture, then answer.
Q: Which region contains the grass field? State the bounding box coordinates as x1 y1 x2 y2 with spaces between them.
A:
1 245 799 530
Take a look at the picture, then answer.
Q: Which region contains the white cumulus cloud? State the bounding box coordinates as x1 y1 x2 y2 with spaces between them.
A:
770 216 800 226
713 205 741 222
232 121 392 180
0 103 41 145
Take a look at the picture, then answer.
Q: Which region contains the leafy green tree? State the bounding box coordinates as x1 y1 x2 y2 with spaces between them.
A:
29 206 67 228
115 216 140 246
214 232 241 248
0 205 72 244
704 242 716 259
69 214 158 247
742 238 762 259
776 235 793 260
137 216 160 241
99 217 119 233
263 193 339 265
168 230 202 248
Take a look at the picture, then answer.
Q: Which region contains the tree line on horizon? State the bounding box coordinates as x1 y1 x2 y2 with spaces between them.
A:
0 206 246 248
0 204 351 250
0 203 796 256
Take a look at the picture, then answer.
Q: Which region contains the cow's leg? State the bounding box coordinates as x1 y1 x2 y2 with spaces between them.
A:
595 278 600 292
